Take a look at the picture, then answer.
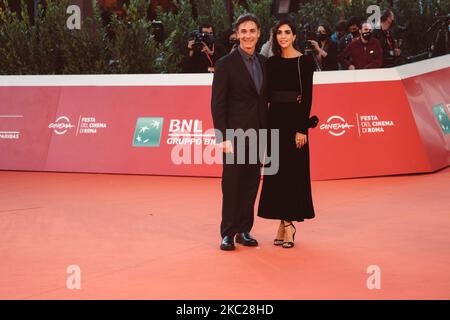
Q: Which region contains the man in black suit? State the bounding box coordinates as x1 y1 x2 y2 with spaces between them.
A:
211 13 268 251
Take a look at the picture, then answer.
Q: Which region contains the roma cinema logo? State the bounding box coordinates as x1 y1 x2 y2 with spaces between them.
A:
49 116 76 135
320 115 355 136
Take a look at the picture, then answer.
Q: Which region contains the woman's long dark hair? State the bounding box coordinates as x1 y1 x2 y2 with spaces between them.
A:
318 23 332 51
318 23 332 38
271 18 298 56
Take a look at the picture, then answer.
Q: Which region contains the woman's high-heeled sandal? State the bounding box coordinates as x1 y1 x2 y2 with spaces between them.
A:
282 222 296 249
273 221 285 246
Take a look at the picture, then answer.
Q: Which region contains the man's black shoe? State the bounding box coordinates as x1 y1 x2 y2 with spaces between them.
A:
220 235 235 251
235 232 258 247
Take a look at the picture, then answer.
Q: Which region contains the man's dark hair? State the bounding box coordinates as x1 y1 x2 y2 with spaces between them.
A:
380 9 393 23
347 16 361 30
271 18 298 57
199 23 214 34
234 13 261 31
335 20 347 32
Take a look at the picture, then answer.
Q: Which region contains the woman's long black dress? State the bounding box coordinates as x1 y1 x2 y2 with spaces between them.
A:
257 54 316 222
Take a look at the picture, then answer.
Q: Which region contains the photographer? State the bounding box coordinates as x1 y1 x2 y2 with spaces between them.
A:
429 16 450 57
331 20 348 47
183 23 226 73
223 29 239 54
331 20 348 69
308 24 338 71
338 22 382 70
373 10 401 68
338 16 362 53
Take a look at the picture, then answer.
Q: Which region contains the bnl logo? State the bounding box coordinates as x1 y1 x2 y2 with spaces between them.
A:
433 104 450 135
132 117 164 147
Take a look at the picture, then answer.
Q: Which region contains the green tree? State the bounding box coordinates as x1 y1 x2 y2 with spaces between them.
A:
196 0 231 42
1 0 448 75
107 0 158 73
156 0 197 73
61 0 110 74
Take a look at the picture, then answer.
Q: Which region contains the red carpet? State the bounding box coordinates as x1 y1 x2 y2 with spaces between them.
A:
0 168 449 299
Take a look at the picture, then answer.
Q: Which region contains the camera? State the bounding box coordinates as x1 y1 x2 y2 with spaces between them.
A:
305 38 317 51
301 24 317 53
189 30 215 51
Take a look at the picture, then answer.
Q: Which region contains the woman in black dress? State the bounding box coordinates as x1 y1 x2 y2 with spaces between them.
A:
258 18 316 248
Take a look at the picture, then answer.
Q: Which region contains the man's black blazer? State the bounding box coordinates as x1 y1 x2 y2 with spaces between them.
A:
211 49 268 143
